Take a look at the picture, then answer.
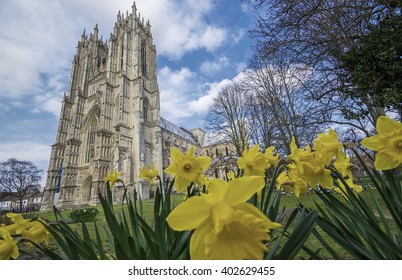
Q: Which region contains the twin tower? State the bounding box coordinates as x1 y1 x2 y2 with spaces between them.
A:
41 3 166 210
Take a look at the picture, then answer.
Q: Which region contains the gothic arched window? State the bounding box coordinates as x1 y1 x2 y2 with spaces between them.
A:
141 39 147 76
84 115 98 164
143 97 150 121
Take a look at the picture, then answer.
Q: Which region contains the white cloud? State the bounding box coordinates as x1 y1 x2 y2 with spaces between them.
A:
188 71 247 114
159 67 249 121
0 141 51 163
32 92 63 117
158 66 231 121
241 4 250 13
0 0 230 108
158 66 198 120
199 26 227 52
135 0 228 59
200 57 230 76
236 62 248 73
231 28 247 44
0 1 77 99
188 79 232 114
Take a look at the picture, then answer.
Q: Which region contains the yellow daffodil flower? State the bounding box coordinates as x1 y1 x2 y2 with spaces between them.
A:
164 146 211 193
286 141 315 183
104 170 121 188
314 128 344 165
0 228 19 260
287 138 305 174
264 146 279 167
333 152 353 179
335 178 363 197
309 157 333 189
2 213 31 235
361 116 402 170
238 145 272 176
276 170 308 197
139 163 158 185
166 176 280 259
22 220 50 245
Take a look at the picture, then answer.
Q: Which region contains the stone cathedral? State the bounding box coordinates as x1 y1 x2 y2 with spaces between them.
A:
40 3 236 211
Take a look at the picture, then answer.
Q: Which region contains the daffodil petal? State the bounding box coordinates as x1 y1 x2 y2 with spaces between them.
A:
226 176 265 205
166 196 210 231
375 152 400 170
237 157 246 169
170 147 184 163
376 115 402 134
164 164 177 175
198 156 212 170
234 203 281 229
320 170 334 189
186 146 195 156
189 219 212 260
248 145 260 156
174 176 190 193
361 135 381 151
207 179 228 203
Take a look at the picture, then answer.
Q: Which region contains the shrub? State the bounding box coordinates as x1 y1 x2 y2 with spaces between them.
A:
68 207 100 223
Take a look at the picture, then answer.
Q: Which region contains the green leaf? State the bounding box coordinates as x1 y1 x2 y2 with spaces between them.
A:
275 210 316 260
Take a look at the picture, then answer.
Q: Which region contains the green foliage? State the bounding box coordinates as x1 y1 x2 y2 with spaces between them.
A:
35 179 190 260
68 207 100 223
0 213 11 225
306 149 402 259
32 151 401 260
249 165 317 259
341 14 402 117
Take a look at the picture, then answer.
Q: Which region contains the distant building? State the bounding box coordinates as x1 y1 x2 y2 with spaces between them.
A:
41 2 236 211
0 189 43 212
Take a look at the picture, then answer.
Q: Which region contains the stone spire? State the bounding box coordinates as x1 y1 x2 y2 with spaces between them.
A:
132 1 137 16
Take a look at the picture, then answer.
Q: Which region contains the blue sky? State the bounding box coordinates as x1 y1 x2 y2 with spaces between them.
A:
0 0 256 186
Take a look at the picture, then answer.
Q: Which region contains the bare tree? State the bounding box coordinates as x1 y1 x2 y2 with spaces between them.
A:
244 54 329 154
205 82 250 156
0 158 42 212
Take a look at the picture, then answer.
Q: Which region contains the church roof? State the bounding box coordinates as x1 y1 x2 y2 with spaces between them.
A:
202 131 230 147
160 117 198 144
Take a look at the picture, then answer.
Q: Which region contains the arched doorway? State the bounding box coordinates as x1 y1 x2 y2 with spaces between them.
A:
81 175 93 204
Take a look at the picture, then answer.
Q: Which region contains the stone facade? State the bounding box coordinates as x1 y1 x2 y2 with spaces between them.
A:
41 3 236 211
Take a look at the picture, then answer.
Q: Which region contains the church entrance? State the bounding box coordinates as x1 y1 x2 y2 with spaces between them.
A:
81 175 93 204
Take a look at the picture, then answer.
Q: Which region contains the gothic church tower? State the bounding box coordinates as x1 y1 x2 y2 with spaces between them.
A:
41 3 162 210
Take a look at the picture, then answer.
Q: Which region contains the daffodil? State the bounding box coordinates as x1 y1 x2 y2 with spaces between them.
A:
287 138 305 175
104 170 121 188
314 128 344 165
333 152 353 179
139 163 158 185
0 228 19 260
164 146 211 193
286 141 315 183
2 213 31 235
166 176 280 259
360 116 402 170
276 170 308 197
238 145 272 176
335 178 363 197
264 146 279 167
309 157 333 189
22 220 50 245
